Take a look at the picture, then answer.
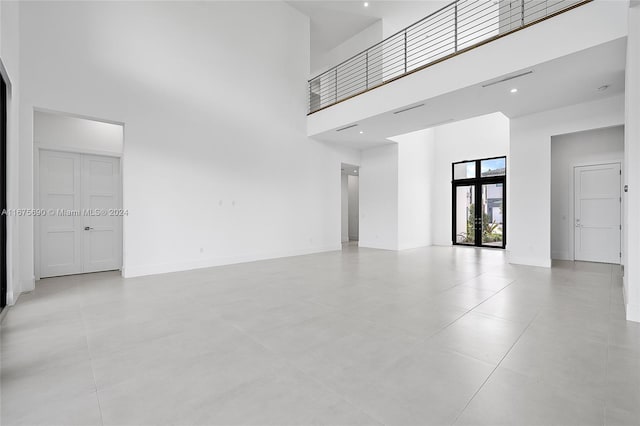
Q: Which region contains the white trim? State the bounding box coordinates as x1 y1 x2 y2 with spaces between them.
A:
626 303 640 323
123 245 341 278
33 107 125 127
0 58 16 306
508 252 552 268
34 143 122 158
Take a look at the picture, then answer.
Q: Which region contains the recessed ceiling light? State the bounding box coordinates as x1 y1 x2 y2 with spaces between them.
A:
510 88 518 93
354 170 358 173
364 2 369 7
359 131 364 134
598 85 610 92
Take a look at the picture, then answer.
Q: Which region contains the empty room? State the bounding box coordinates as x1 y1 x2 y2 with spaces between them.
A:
1 0 639 425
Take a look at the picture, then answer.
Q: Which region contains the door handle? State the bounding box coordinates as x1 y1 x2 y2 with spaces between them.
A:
84 226 93 231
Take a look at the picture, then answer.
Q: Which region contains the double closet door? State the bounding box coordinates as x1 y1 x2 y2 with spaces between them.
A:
452 157 506 249
39 150 122 278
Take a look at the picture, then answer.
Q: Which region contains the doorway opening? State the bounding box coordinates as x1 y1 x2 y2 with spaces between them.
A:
341 163 359 247
550 126 624 264
1 74 7 310
34 110 124 279
452 156 506 249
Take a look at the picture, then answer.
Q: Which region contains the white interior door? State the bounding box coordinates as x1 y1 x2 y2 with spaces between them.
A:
39 151 83 277
82 154 122 273
39 150 121 278
574 163 621 264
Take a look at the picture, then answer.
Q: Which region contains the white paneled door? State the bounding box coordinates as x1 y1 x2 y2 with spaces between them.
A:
574 163 621 264
40 150 121 278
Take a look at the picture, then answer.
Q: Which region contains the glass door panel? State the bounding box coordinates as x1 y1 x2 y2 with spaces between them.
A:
454 185 475 245
481 183 504 247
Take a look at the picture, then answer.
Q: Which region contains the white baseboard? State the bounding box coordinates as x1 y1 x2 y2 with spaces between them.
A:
22 277 36 292
551 250 571 261
358 241 398 251
626 303 640 323
508 253 552 268
397 242 432 251
122 245 341 278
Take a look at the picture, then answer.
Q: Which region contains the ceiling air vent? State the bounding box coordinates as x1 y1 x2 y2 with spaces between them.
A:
336 124 358 132
393 104 425 115
481 70 533 88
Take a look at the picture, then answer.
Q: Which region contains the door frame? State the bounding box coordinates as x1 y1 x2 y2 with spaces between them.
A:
451 156 507 249
571 160 622 263
35 147 123 280
1 73 7 310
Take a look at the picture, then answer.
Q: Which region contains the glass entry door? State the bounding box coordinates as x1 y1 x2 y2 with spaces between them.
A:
452 157 506 249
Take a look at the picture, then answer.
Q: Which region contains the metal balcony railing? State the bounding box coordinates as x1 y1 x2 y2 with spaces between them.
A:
308 0 591 114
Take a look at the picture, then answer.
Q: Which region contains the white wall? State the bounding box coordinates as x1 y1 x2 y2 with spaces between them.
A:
34 111 123 155
341 172 349 242
15 1 360 286
1 0 21 304
509 95 625 268
624 2 640 322
381 1 449 38
394 128 435 250
311 21 382 77
431 113 510 246
359 144 398 250
348 175 359 240
550 126 624 261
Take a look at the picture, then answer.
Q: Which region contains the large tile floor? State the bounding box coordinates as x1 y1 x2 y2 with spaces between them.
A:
1 245 639 426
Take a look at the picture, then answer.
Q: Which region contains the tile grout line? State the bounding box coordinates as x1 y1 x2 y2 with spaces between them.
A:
79 306 105 426
603 263 614 423
421 275 524 343
450 306 542 425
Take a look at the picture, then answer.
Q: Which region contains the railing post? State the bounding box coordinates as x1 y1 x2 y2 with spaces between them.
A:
404 31 407 74
334 68 338 103
454 2 458 52
365 51 369 89
521 0 525 26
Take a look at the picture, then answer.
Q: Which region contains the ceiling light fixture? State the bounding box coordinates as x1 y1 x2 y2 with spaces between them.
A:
359 131 364 134
364 2 369 7
510 88 518 93
354 170 358 173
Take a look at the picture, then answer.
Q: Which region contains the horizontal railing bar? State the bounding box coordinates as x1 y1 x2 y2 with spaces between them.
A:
406 16 455 45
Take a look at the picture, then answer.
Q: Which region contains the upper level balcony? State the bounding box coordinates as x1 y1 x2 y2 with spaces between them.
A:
307 0 592 115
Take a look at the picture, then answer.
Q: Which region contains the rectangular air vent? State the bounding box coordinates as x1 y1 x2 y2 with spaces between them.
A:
336 124 358 132
481 71 533 88
393 104 425 115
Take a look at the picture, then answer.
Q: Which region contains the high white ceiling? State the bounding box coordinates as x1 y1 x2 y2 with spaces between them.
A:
312 38 626 149
287 1 446 60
